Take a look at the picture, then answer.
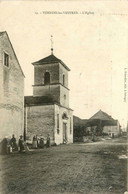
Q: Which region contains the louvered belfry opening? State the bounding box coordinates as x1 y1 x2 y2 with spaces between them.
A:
44 72 50 85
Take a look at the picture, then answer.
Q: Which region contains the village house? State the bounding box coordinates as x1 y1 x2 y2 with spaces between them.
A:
86 110 121 137
24 48 73 145
73 110 121 141
0 31 25 141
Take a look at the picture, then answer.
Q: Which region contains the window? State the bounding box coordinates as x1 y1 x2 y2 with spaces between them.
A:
4 52 9 67
57 114 59 134
64 95 66 100
62 112 68 119
44 72 50 85
63 74 65 86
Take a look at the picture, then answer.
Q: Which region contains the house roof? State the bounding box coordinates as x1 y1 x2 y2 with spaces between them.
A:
89 110 114 121
87 110 119 126
0 31 6 36
24 95 73 111
32 54 70 71
24 96 55 106
73 115 88 127
0 31 25 77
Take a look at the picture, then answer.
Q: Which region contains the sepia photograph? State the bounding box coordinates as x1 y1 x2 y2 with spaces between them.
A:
0 1 127 194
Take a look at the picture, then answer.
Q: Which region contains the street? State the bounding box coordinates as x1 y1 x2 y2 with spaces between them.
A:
0 137 127 194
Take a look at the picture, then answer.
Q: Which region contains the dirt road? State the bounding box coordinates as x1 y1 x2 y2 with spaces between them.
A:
0 138 127 194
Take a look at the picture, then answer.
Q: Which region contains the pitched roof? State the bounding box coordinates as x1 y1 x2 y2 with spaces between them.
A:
89 110 114 121
87 110 119 126
0 31 25 77
32 54 70 71
73 115 88 127
24 96 55 106
0 31 6 36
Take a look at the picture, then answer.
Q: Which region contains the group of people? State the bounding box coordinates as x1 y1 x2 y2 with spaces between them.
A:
32 134 51 149
0 134 51 154
1 135 25 154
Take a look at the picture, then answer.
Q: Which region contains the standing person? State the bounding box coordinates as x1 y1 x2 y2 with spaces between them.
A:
7 138 12 154
32 135 37 149
46 134 51 148
10 134 18 151
39 137 44 148
18 135 24 152
1 137 8 154
36 135 39 148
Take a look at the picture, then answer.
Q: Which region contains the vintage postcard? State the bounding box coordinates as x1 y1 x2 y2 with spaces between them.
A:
0 1 127 194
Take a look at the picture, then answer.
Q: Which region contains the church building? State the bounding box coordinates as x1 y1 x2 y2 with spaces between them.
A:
24 46 73 145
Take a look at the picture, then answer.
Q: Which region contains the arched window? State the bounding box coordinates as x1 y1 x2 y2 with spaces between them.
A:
44 72 50 85
62 112 68 119
63 74 65 86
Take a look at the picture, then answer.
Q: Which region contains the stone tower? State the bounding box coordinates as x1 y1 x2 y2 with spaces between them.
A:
32 54 70 108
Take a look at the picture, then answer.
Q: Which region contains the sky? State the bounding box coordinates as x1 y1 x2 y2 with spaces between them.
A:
0 1 128 128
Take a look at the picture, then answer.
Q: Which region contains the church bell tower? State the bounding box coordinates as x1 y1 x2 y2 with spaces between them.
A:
32 37 70 108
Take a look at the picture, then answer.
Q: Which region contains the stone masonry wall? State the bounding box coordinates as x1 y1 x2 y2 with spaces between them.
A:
34 63 59 86
0 32 24 141
103 125 119 136
59 63 68 88
26 105 55 143
60 85 69 108
33 85 60 104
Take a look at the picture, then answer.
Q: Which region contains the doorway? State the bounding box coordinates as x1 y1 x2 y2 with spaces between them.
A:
63 123 67 143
